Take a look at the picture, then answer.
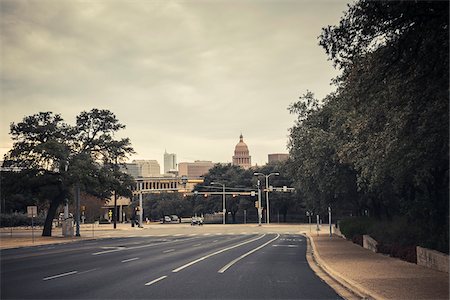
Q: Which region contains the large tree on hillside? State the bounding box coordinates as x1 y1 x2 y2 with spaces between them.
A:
3 109 135 236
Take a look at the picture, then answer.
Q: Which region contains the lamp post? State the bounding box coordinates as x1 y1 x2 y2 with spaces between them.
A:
211 182 226 225
138 181 143 228
254 172 279 224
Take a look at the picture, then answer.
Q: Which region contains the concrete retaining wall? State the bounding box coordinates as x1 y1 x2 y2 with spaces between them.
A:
417 246 449 273
362 235 378 253
334 226 346 239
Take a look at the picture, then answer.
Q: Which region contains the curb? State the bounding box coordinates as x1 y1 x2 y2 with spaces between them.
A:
307 233 386 300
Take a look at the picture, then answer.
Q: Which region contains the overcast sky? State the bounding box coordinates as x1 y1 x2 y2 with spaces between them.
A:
1 0 350 167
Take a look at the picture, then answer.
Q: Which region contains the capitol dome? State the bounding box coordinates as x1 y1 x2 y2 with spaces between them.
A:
232 134 251 169
235 134 249 153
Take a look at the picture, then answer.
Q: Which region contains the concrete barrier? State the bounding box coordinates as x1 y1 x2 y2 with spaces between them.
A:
416 246 449 273
333 226 346 239
362 235 378 253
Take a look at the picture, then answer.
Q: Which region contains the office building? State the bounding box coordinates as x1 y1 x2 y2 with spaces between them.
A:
178 160 214 177
121 160 161 178
164 150 177 174
268 153 289 163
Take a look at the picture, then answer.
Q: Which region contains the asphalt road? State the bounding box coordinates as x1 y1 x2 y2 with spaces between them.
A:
1 233 341 299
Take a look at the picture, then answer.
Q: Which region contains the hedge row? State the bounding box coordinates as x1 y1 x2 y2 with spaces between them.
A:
0 213 46 227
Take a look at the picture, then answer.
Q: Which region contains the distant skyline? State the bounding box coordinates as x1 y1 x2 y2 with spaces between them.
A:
1 0 350 166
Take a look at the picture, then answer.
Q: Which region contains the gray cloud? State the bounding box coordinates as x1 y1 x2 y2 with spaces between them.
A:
1 0 349 165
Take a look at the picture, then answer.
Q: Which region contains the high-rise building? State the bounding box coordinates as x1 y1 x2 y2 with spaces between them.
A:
232 134 252 169
134 160 160 177
120 163 140 178
121 160 161 178
268 153 289 163
178 161 214 177
164 150 177 174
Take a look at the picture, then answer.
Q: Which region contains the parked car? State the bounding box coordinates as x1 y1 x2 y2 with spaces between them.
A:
170 215 180 223
191 217 203 226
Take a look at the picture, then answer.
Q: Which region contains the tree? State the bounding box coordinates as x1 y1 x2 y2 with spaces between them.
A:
194 164 255 223
288 1 448 251
3 109 135 236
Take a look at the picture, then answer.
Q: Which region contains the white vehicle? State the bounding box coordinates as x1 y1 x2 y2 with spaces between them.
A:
191 217 203 226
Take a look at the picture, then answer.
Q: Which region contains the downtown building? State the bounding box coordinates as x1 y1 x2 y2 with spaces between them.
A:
178 160 215 177
232 134 252 169
268 153 289 164
121 160 161 178
164 150 177 175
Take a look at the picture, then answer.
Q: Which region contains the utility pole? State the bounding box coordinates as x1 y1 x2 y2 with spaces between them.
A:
257 180 262 226
139 182 143 228
113 191 117 229
75 184 80 237
328 206 332 237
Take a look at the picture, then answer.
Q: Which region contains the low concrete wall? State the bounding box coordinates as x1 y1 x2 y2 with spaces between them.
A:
417 246 449 273
362 235 378 253
334 226 346 239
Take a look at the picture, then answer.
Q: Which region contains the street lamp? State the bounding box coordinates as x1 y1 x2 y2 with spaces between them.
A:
211 182 226 225
254 172 279 224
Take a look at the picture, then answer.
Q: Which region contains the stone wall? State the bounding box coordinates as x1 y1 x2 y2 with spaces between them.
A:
363 235 378 253
416 246 449 273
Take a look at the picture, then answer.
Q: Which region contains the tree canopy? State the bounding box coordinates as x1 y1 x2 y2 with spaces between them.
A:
288 0 448 252
3 109 135 236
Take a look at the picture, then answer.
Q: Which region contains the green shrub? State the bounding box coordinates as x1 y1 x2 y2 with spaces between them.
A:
0 213 46 227
339 217 375 240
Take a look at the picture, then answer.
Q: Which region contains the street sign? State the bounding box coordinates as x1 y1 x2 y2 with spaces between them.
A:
27 206 37 218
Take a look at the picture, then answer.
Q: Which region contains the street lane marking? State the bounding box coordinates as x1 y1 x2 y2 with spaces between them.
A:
272 244 299 247
163 249 175 253
122 257 140 263
78 268 98 274
92 237 197 255
218 234 280 273
193 244 202 247
43 271 78 281
172 234 266 273
145 275 168 286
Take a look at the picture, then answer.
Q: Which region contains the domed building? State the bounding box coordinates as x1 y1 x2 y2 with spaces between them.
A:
232 134 252 169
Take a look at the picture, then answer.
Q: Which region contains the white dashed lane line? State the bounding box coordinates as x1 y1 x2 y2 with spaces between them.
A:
121 257 140 263
145 276 168 286
43 271 78 281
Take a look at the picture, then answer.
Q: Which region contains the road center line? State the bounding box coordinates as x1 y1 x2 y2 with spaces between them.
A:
43 271 78 281
121 257 139 263
163 249 175 253
172 234 266 273
145 275 168 286
218 234 280 273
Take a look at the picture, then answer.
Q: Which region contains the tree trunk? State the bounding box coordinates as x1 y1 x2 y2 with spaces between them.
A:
42 196 63 236
231 211 236 224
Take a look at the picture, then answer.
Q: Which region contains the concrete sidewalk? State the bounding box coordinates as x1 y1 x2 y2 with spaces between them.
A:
308 232 449 300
